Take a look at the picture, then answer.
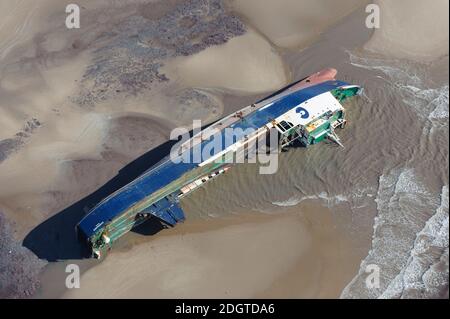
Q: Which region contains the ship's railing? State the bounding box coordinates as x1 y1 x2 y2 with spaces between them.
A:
178 103 260 155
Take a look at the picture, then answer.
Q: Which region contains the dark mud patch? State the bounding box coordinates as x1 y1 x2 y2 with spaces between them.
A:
0 212 46 298
0 118 41 163
73 0 246 106
139 0 186 20
0 139 21 163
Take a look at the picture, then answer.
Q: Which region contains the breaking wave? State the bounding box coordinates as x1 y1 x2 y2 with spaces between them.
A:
272 187 375 209
348 51 449 124
340 169 448 298
340 51 449 298
381 186 449 298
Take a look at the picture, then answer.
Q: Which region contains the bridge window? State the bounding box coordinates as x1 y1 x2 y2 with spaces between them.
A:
277 120 293 132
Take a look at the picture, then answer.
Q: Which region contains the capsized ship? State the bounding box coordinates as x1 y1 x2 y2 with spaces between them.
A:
77 68 361 258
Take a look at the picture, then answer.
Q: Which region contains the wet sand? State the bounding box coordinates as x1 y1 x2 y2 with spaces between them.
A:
162 27 288 94
64 201 366 299
228 0 366 49
1 0 448 299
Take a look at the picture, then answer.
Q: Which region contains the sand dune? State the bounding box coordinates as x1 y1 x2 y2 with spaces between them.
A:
365 0 449 61
228 0 366 49
162 28 288 94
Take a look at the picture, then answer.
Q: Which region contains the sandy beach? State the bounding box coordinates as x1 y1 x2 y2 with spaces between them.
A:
0 0 448 299
63 201 366 299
